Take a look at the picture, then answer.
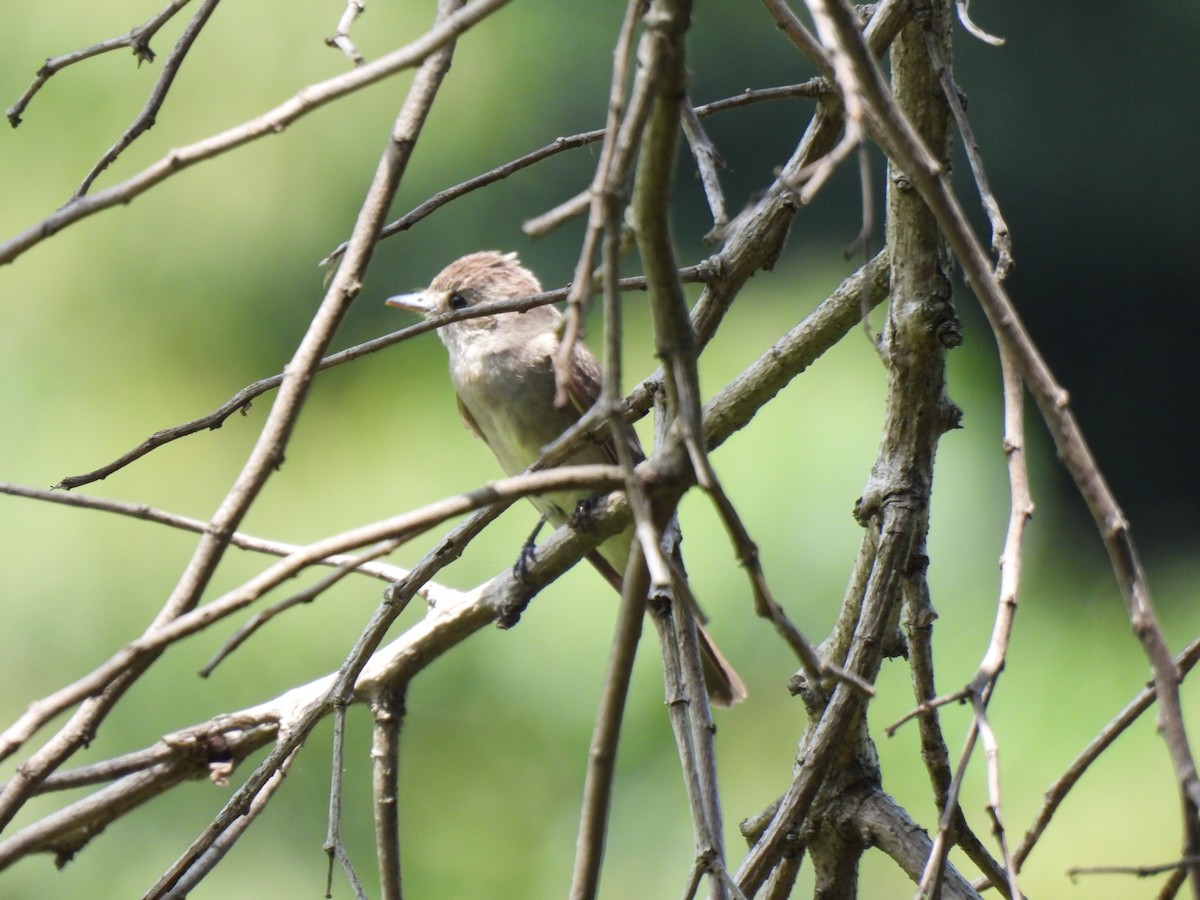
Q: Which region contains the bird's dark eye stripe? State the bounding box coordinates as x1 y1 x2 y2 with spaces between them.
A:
449 291 468 310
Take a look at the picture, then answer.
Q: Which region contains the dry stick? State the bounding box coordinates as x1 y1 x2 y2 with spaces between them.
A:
325 703 368 899
0 472 635 875
821 0 1200 882
0 0 513 268
197 536 408 676
635 3 733 897
159 748 298 898
550 0 650 410
855 788 982 900
371 686 406 900
915 348 1031 899
317 80 824 267
735 1 959 891
0 0 501 796
680 99 728 227
0 718 279 870
53 268 711 492
73 0 222 199
5 0 194 126
146 484 631 896
147 4 471 890
923 29 1012 280
734 506 925 893
899 570 1011 898
1164 869 1192 900
1069 859 1200 881
971 696 1018 897
691 449 849 691
0 481 402 583
569 545 650 900
566 154 650 900
1009 636 1200 878
327 0 367 66
0 480 625 766
761 0 831 72
954 0 1005 47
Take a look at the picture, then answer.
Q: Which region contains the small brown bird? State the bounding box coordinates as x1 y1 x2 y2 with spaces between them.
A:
387 251 744 705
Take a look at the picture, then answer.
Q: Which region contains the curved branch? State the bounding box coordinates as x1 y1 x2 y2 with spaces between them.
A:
5 0 195 127
0 0 513 267
0 1 473 833
73 0 223 198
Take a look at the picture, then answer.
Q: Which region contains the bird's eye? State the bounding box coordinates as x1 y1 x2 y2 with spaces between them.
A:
448 291 468 310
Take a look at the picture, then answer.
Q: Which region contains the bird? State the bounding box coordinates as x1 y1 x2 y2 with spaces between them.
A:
386 250 744 706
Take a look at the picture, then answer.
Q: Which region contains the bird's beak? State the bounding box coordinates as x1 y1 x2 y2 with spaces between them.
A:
385 291 433 314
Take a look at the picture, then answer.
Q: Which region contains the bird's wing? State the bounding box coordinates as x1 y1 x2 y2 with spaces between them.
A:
456 394 487 443
562 340 645 466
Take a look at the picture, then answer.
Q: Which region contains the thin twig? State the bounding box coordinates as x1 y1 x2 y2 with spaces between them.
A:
689 453 851 693
0 468 626 766
954 0 1004 47
371 686 406 900
680 98 728 227
923 28 1013 280
572 6 695 894
326 0 367 66
197 537 411 677
53 267 712 492
1010 636 1200 875
0 481 410 584
73 0 223 198
909 344 1031 898
972 695 1021 899
0 0 514 267
813 0 1200 883
322 81 824 268
898 557 1012 897
160 748 298 898
569 544 649 900
551 0 652 409
1068 858 1200 880
632 4 732 892
6 0 195 127
325 704 368 899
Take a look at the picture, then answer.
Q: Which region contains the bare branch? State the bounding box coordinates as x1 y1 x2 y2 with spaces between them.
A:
0 466 626 767
73 0 222 198
5 0 195 127
1011 636 1200 876
371 687 405 900
954 0 1005 47
0 0 513 267
52 266 714 492
0 482 410 584
570 544 649 899
320 81 824 267
680 99 728 227
324 705 368 899
326 0 367 66
923 28 1013 279
0 2 472 834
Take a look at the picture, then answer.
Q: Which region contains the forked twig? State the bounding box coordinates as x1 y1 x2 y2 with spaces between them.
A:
0 0 514 267
327 0 367 65
811 0 1200 882
73 0 223 198
6 0 195 127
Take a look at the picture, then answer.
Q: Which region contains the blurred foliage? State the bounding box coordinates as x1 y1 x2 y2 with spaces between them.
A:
1 2 1197 898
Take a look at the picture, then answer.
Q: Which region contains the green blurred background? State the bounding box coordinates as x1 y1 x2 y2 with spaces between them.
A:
1 2 1197 897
